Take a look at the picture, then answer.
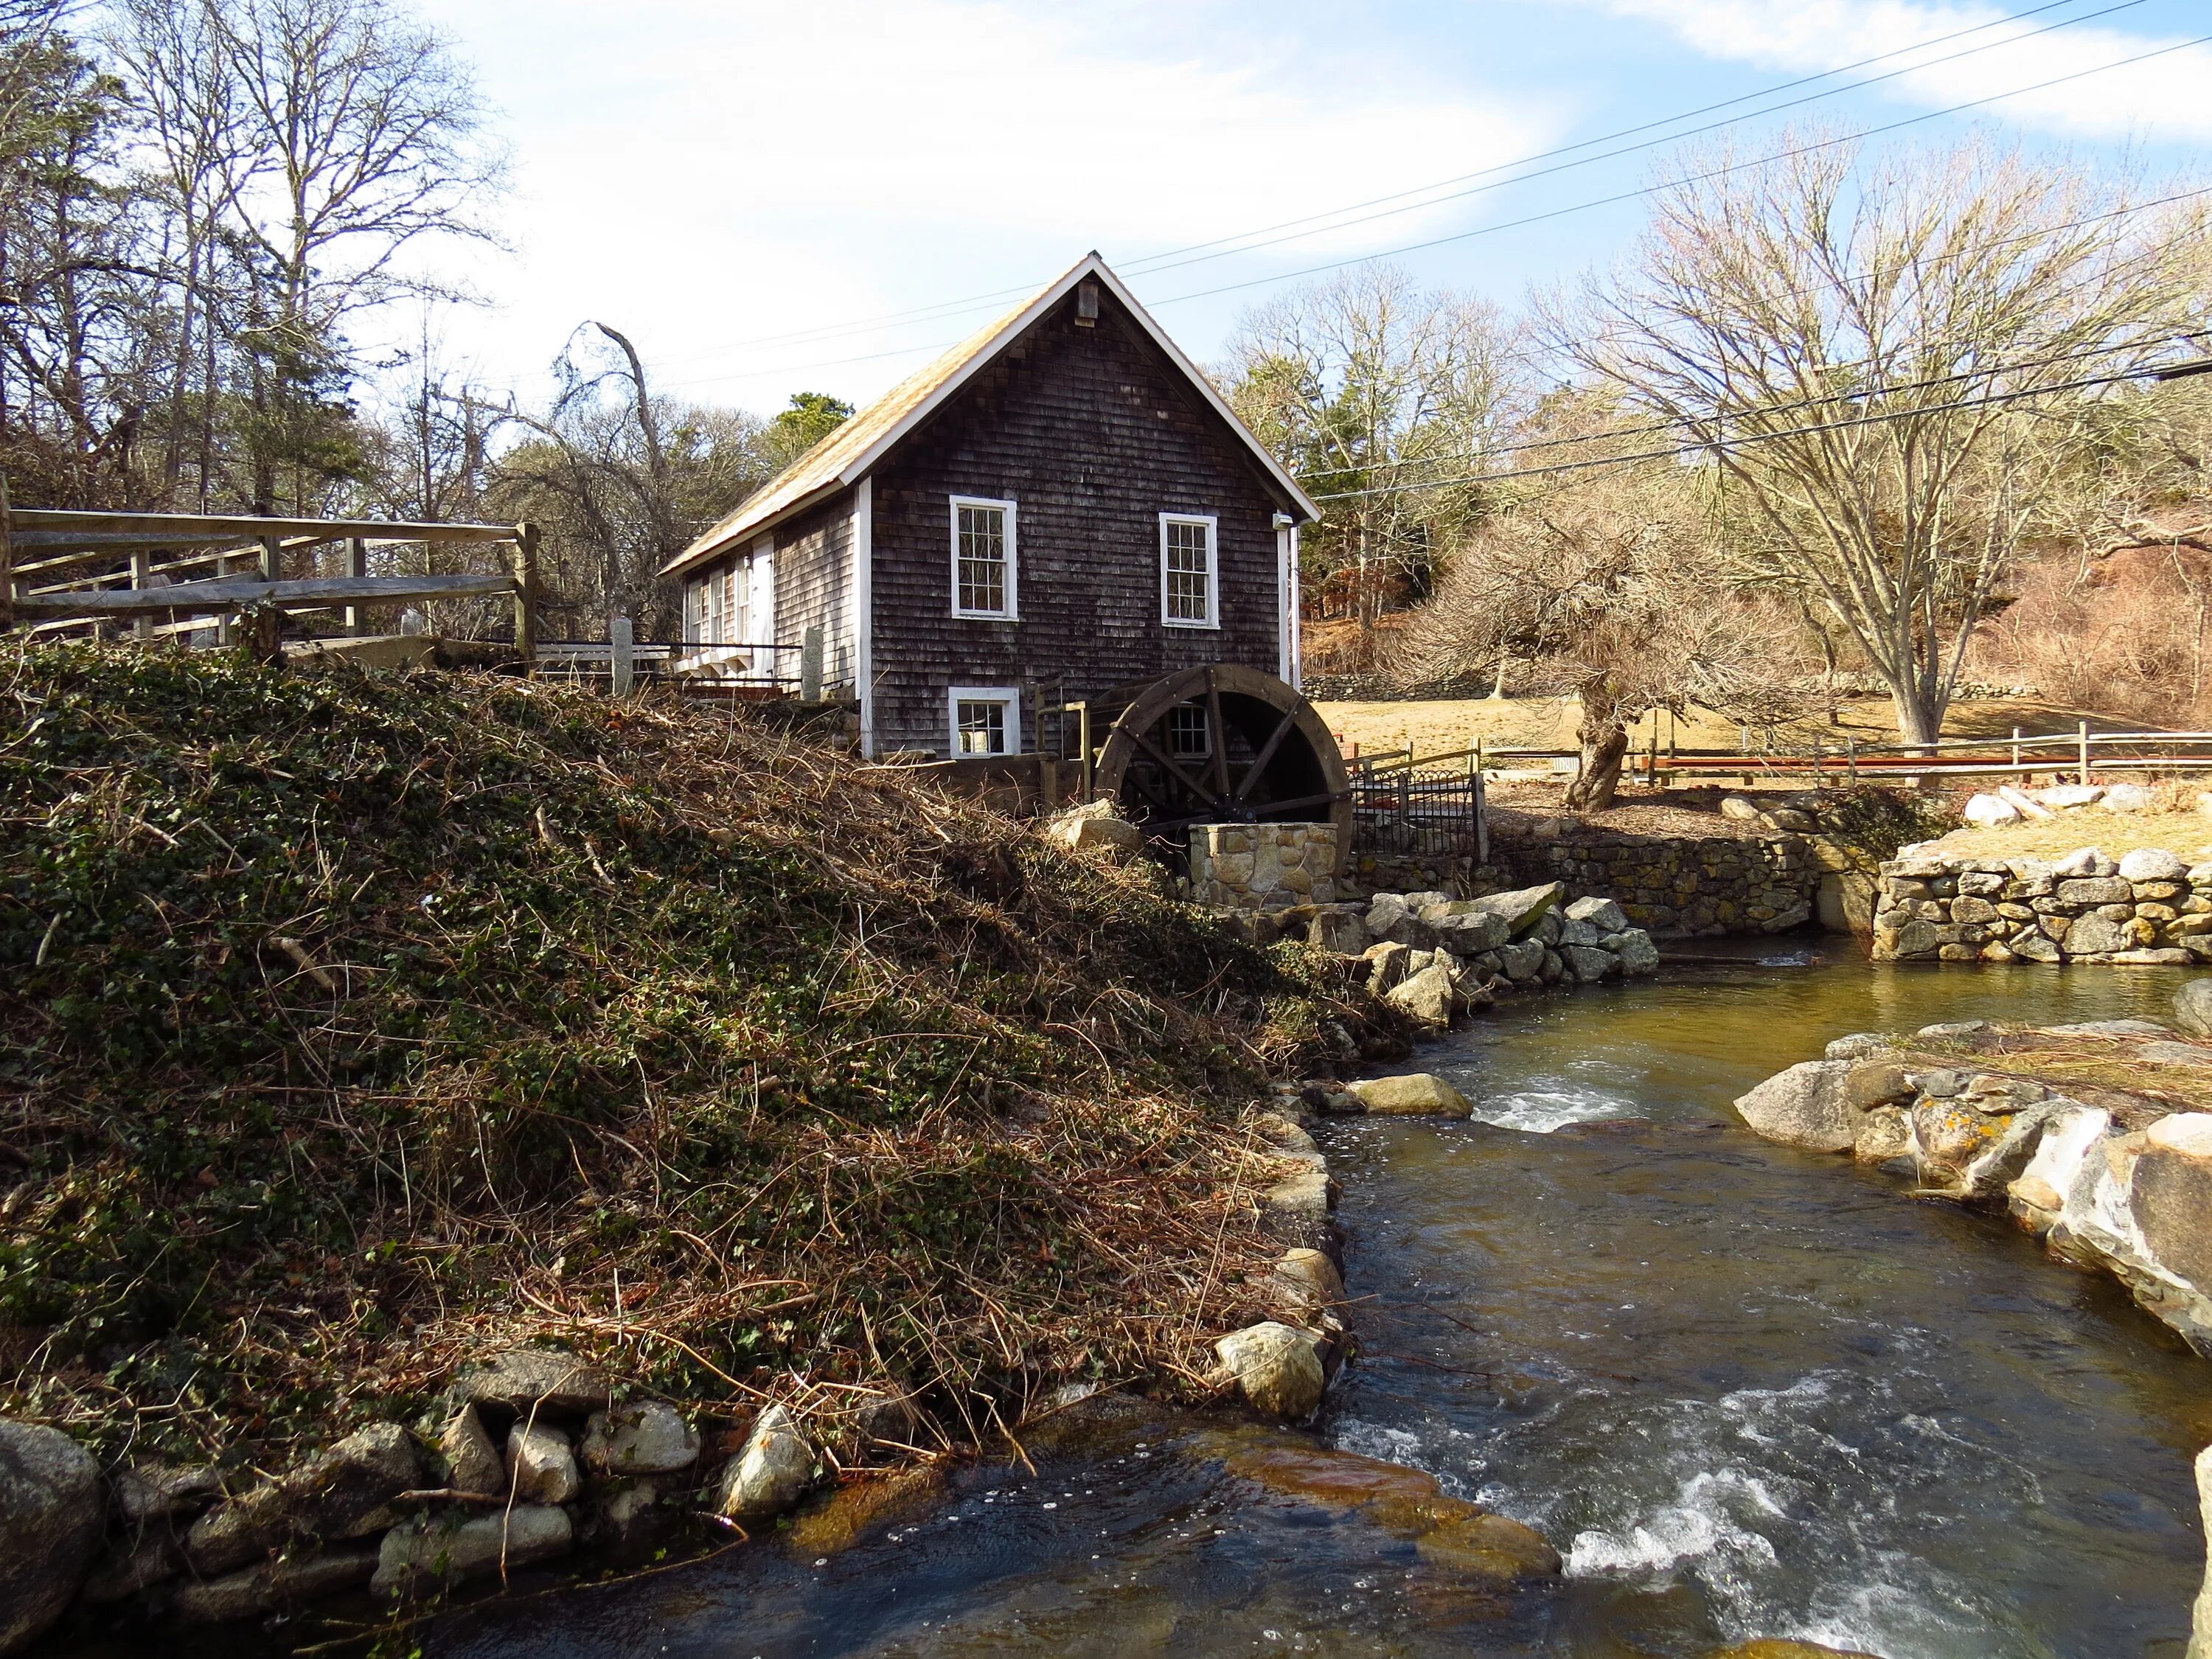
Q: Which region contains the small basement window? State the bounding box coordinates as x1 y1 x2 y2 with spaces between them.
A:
951 495 1018 619
949 686 1020 757
1161 513 1219 628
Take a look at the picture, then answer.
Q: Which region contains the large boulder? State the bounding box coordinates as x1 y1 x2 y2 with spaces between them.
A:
1962 793 2020 828
1385 960 1461 1028
710 1405 815 1524
1433 911 1509 956
1465 883 1562 938
456 1347 611 1416
1732 1060 1858 1152
1213 1322 1326 1419
2132 1113 2212 1297
1610 929 1661 975
1306 907 1369 956
438 1404 505 1497
2121 847 2188 883
1563 945 1617 983
505 1422 580 1504
2062 914 2134 956
371 1506 571 1596
1564 895 1628 934
2177 979 2212 1037
1345 1073 1472 1116
2191 1444 2212 1659
580 1402 700 1476
1038 799 1141 859
1497 937 1546 981
2104 782 2157 812
0 1421 102 1656
186 1422 420 1575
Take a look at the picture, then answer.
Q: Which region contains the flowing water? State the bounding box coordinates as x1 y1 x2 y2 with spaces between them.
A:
284 951 2212 1657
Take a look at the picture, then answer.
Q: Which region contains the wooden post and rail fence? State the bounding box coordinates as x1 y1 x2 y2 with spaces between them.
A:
1337 726 2212 792
0 486 541 663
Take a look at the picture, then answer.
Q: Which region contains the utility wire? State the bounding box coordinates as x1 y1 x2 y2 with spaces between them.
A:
661 35 2212 394
647 0 2138 373
1305 358 2199 501
1342 330 2207 479
1155 27 2212 311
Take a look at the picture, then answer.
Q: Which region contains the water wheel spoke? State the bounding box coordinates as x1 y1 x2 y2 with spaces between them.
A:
1126 725 1225 810
1205 678 1233 804
1231 709 1301 804
1252 789 1349 816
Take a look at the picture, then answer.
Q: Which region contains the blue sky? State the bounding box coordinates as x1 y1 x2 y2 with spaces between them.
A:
413 0 2212 414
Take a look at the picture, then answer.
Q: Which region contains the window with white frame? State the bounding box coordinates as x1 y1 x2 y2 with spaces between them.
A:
950 496 1017 619
948 686 1020 757
1160 513 1218 627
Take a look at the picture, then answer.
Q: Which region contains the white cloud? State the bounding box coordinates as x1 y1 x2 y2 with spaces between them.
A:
1589 0 2212 142
400 0 1560 407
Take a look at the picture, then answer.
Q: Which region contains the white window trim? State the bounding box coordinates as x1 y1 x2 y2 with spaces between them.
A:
950 495 1018 621
947 685 1023 758
1159 512 1220 630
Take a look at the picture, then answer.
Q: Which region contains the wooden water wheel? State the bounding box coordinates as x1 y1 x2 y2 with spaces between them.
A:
1088 664 1350 870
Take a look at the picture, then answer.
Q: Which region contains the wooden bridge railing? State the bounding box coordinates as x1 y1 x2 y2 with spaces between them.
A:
0 486 539 661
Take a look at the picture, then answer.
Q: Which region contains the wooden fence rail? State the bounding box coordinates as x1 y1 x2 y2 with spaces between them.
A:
0 489 539 659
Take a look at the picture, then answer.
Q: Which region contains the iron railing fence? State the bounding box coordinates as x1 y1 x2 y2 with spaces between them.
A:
1348 749 1489 863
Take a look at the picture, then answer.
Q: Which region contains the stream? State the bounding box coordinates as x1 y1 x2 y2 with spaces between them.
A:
415 947 2212 1657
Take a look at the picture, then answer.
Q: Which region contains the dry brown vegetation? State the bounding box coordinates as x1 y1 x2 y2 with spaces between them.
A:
0 647 1382 1470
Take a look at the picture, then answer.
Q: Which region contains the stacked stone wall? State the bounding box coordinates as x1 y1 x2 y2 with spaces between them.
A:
1492 831 1821 937
1189 824 1340 913
1872 846 2212 964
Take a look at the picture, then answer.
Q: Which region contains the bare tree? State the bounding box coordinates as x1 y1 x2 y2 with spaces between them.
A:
1224 264 1519 660
1550 133 2209 746
1402 421 1801 810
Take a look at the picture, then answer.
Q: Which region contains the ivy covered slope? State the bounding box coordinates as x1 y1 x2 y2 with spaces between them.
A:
0 646 1366 1465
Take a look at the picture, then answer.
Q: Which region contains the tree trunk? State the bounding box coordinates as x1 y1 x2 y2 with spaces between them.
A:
1890 684 1941 751
1564 688 1630 812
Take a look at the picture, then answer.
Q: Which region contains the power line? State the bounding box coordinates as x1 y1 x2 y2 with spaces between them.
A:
659 32 2212 397
1342 282 2209 480
1306 358 2195 501
1130 0 2152 281
646 0 2139 375
1153 27 2212 312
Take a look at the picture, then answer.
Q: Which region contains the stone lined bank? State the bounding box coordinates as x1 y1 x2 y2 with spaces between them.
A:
1872 845 2212 964
1732 1002 2212 1354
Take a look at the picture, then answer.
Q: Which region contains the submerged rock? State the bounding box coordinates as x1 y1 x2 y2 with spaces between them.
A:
1413 1512 1562 1583
0 1420 102 1656
1213 1322 1327 1419
174 1548 380 1624
1346 1072 1471 1116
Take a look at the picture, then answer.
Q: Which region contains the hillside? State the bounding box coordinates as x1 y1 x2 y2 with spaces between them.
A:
0 647 1376 1468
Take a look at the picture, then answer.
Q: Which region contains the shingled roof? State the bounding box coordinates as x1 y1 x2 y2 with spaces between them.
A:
662 253 1318 579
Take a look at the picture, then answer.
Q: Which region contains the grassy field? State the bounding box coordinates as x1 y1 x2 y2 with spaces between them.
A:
1311 695 2121 763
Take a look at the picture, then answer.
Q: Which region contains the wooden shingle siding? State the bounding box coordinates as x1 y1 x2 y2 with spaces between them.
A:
866 288 1290 756
773 490 855 690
